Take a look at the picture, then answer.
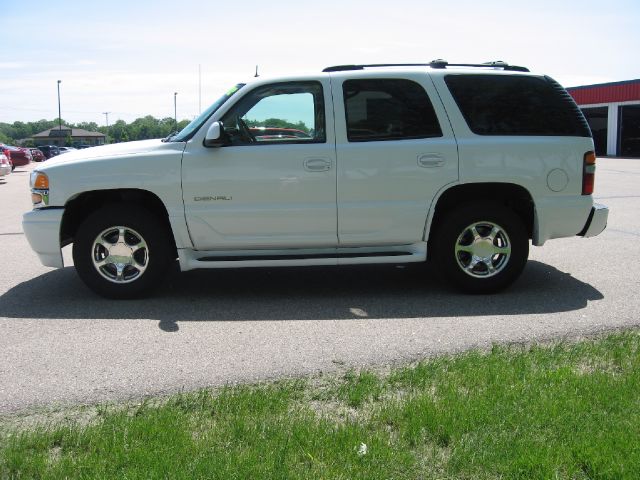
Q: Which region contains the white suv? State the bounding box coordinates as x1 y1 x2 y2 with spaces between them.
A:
23 61 608 298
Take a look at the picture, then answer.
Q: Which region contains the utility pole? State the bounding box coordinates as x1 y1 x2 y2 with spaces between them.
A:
102 112 111 144
174 92 178 130
57 80 62 132
198 64 201 114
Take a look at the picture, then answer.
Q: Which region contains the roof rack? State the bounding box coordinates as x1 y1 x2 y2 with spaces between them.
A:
322 60 529 73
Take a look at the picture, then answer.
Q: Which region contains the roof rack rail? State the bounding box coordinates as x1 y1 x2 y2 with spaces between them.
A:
322 60 529 73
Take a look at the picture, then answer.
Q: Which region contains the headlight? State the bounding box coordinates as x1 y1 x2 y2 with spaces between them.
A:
30 171 49 207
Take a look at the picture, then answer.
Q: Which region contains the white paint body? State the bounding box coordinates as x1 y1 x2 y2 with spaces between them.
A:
23 66 605 271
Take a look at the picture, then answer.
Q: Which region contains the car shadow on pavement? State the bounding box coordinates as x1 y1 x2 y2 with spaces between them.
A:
0 260 603 331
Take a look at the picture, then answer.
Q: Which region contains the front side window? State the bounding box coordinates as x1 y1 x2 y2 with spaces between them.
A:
220 82 325 145
343 79 442 142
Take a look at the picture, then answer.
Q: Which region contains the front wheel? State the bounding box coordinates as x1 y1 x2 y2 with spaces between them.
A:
432 202 529 293
73 204 173 299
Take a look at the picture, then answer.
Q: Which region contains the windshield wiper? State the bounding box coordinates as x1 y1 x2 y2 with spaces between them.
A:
162 131 179 142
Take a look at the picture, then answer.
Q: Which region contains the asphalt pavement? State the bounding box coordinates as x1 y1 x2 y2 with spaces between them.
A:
1 158 639 414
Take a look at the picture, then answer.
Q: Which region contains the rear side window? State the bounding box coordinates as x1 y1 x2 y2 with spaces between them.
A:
343 79 442 142
444 74 591 137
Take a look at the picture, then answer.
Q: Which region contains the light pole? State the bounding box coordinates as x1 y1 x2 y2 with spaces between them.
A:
57 80 62 133
102 112 110 144
174 92 178 130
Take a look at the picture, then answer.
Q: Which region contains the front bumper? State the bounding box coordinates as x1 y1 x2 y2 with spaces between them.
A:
22 208 64 268
578 203 609 238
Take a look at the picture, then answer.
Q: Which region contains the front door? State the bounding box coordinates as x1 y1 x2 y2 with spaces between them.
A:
182 80 337 250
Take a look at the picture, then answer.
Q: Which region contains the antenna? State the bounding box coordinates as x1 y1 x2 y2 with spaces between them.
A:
254 65 259 78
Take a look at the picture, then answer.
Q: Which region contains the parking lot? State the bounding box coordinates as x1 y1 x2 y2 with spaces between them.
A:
1 158 639 414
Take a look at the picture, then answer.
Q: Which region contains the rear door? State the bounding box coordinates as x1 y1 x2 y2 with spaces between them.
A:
331 72 459 246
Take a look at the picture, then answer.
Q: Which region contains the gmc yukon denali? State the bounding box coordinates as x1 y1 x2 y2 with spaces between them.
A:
23 60 609 299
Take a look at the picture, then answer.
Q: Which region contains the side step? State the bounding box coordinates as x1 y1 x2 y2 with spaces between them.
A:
178 243 427 271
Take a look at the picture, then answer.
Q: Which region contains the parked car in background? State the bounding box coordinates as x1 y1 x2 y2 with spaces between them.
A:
37 145 60 159
30 148 46 162
0 153 11 177
2 145 31 167
58 147 77 155
19 147 33 163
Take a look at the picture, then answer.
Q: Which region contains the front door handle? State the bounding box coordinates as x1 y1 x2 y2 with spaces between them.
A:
418 153 445 168
304 157 332 172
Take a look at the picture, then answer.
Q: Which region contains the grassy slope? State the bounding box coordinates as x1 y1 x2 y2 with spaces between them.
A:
1 331 639 479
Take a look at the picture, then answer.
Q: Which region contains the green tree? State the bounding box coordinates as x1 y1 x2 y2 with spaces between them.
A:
110 120 128 143
76 121 99 132
0 131 12 144
0 115 193 145
11 121 31 139
158 117 175 137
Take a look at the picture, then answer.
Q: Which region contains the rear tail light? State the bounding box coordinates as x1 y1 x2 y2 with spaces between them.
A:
582 151 596 195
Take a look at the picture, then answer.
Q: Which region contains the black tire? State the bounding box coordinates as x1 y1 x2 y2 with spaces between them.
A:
432 202 528 294
73 203 173 299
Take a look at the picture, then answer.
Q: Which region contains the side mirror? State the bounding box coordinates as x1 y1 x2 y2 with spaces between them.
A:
203 121 227 147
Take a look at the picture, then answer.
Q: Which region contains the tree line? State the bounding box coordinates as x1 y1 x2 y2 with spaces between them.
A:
0 116 311 147
0 117 191 146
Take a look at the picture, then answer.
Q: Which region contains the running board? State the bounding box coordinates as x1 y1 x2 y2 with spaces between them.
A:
178 243 427 271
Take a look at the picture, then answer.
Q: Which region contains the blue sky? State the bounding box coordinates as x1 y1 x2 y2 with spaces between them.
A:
1 0 639 125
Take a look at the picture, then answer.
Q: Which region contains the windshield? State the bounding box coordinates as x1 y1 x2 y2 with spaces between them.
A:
172 83 245 142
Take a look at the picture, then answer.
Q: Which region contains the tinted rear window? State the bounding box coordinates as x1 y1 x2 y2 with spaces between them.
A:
444 74 591 137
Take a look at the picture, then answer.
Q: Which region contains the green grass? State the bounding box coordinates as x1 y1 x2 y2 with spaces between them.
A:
2 331 639 479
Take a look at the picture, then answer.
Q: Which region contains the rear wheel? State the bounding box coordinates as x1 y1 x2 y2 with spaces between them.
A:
73 204 173 299
432 202 528 293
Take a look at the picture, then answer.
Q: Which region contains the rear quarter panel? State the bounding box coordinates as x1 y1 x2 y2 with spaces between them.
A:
430 72 596 244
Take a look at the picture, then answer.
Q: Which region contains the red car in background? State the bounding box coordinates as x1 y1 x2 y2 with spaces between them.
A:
0 145 31 168
30 148 46 162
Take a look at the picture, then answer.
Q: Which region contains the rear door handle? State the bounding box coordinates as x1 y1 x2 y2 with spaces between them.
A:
418 153 445 168
304 157 332 172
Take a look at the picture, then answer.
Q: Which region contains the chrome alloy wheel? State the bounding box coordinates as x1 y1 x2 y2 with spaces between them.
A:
91 226 149 284
454 221 512 278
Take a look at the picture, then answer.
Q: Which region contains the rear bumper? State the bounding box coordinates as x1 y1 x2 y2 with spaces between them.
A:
22 208 64 268
578 203 609 238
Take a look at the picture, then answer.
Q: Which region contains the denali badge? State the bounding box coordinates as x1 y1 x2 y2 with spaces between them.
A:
194 196 232 201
